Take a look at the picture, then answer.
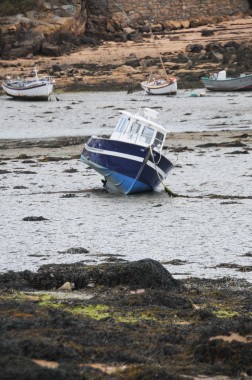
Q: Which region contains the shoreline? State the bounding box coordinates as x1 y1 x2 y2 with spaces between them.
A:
0 129 251 160
0 18 252 93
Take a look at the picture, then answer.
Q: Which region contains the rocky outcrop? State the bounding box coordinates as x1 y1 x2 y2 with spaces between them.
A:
0 259 180 291
0 0 88 59
0 0 251 59
0 262 252 379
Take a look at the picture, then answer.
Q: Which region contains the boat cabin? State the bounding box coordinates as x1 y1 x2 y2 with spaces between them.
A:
110 108 168 150
210 70 226 80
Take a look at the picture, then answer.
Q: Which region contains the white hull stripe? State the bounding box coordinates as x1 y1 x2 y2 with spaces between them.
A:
85 145 166 178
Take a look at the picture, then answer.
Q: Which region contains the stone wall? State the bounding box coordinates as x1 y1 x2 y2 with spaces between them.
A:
107 0 249 21
87 0 250 33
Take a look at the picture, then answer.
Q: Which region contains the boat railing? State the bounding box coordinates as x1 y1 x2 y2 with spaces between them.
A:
4 76 54 87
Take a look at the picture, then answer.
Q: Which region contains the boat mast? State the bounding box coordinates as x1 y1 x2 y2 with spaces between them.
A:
149 27 169 81
34 67 39 81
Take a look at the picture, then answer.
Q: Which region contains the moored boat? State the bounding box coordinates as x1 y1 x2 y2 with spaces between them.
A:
2 68 54 100
141 27 177 96
201 70 252 91
80 107 174 195
141 77 177 95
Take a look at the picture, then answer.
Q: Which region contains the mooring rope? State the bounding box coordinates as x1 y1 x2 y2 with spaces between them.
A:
149 145 179 197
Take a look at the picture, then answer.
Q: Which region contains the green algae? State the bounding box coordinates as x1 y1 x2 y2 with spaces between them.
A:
71 304 110 320
2 292 167 324
213 309 239 318
115 311 156 323
38 293 63 308
37 295 158 323
39 294 54 302
54 303 156 323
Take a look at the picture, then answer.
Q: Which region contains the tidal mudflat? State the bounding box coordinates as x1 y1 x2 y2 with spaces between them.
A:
0 90 251 280
0 90 251 379
0 125 251 281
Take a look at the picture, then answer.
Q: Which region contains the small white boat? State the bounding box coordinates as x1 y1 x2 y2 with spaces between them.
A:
2 68 54 100
141 77 177 95
201 70 252 91
80 107 174 195
141 28 177 96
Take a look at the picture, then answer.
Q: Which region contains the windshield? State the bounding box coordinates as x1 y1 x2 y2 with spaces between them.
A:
115 115 129 133
139 126 154 144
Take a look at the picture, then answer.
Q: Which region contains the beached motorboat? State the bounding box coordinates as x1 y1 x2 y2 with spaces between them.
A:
141 77 177 95
201 70 252 91
2 68 54 100
80 107 174 195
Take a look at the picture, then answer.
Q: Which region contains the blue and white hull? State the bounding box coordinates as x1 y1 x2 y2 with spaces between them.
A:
81 137 173 195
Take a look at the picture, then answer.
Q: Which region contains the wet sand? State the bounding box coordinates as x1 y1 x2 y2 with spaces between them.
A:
1 127 251 277
1 129 251 160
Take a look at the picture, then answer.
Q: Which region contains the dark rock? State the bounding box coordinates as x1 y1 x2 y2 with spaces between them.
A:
0 259 180 292
163 259 187 266
14 170 37 174
79 35 99 46
40 42 61 57
186 44 204 53
205 42 223 52
60 193 77 198
225 150 249 155
58 247 89 255
22 160 36 164
0 270 32 291
224 41 240 50
124 289 192 309
63 168 78 173
22 216 48 221
201 29 214 36
92 259 180 290
196 141 247 148
17 154 30 159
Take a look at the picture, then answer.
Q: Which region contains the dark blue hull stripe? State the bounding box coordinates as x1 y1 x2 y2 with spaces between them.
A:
85 144 167 179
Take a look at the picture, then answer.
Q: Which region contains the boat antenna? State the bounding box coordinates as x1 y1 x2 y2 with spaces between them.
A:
137 70 153 115
149 25 169 81
34 66 39 81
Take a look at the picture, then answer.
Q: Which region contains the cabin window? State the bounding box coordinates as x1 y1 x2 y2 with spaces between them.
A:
115 115 129 133
153 131 164 148
129 122 141 135
139 126 154 144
